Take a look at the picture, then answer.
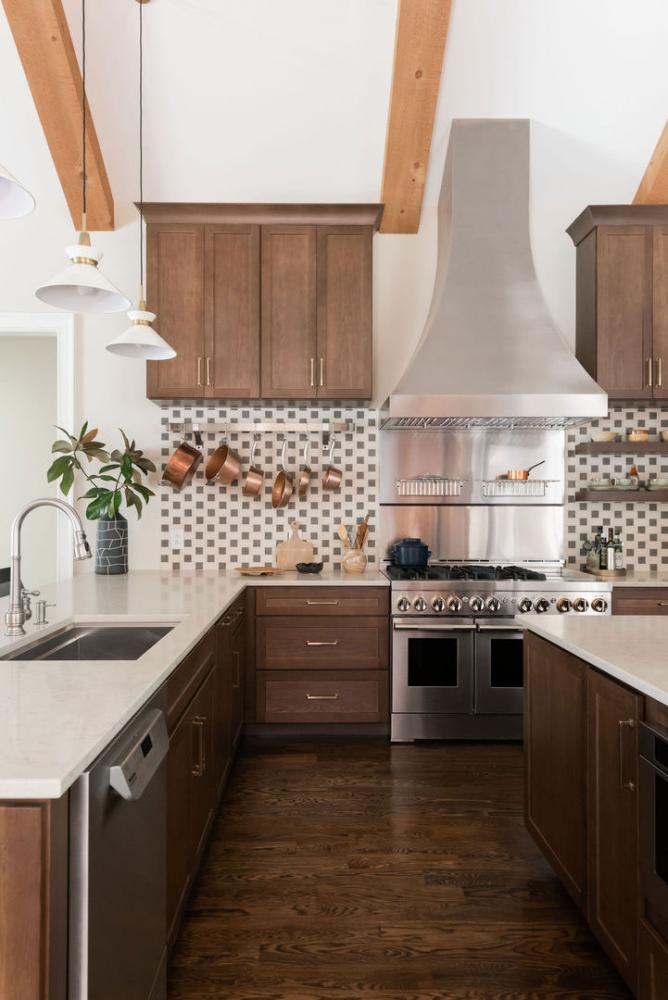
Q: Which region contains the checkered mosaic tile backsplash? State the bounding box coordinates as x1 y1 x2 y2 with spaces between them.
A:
566 405 668 572
160 403 378 571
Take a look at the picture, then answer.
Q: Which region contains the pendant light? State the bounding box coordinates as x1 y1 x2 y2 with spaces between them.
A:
36 0 129 314
0 163 35 219
107 0 175 360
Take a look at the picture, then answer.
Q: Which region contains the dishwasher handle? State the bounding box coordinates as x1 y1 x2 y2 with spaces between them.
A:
109 709 169 801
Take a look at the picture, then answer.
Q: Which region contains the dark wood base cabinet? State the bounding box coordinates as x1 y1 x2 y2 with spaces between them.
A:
525 632 645 995
639 919 668 1000
613 588 668 616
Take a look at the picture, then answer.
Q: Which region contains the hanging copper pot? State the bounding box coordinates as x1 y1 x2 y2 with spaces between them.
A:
298 440 312 498
322 437 342 492
206 437 242 485
162 431 203 492
242 436 264 497
272 441 293 509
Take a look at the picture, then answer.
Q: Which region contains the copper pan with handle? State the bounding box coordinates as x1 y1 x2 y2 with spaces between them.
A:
162 431 203 492
206 436 242 485
272 441 293 509
242 436 264 497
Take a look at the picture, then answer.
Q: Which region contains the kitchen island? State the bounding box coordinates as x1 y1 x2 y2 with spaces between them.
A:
521 615 668 999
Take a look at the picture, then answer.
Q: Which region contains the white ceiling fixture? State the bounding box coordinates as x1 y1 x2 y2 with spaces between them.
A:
107 0 175 361
35 0 129 314
0 163 35 219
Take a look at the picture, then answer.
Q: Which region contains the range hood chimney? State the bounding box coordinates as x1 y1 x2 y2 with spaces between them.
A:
385 119 608 428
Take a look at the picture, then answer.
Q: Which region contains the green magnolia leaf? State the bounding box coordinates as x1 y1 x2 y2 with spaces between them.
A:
112 490 122 516
120 429 131 452
81 427 99 445
110 449 123 463
97 475 117 482
59 465 74 496
47 455 72 482
120 454 133 481
135 456 156 474
133 483 154 501
87 448 110 462
55 425 78 445
81 487 103 499
51 439 72 454
98 463 120 475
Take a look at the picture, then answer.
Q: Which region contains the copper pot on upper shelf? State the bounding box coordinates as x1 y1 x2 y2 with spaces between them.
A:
162 432 203 492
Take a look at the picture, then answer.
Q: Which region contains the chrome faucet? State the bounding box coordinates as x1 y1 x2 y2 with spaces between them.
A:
4 498 91 637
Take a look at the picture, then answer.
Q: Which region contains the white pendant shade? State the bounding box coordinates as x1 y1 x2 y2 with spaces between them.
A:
0 163 35 219
35 235 130 313
106 306 176 360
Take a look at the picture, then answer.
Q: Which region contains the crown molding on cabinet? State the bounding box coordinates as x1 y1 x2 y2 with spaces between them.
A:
138 203 384 230
567 204 668 246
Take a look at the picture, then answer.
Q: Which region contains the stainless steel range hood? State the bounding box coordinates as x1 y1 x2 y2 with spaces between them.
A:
384 119 608 428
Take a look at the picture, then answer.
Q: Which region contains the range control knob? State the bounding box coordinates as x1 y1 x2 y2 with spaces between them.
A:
413 597 427 613
573 597 589 613
469 595 484 613
486 597 501 613
535 598 550 614
591 597 608 614
432 596 445 613
397 597 411 613
556 597 571 614
518 598 533 613
447 595 462 613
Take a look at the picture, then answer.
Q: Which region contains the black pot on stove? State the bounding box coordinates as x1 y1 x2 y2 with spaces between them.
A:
390 538 431 568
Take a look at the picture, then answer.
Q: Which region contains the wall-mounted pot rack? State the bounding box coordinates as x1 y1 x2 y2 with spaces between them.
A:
168 419 351 446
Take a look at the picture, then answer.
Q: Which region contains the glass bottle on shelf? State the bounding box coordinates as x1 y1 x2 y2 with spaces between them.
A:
614 529 624 571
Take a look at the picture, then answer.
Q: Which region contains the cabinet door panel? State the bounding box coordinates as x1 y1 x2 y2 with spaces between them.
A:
613 588 668 615
231 618 246 749
316 226 372 398
261 225 316 398
147 223 205 398
166 710 193 938
524 634 587 908
639 918 668 1000
652 226 668 399
587 668 641 991
597 226 652 399
206 224 260 398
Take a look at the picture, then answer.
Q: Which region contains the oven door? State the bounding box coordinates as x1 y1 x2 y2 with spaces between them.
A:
475 621 524 715
639 722 668 930
392 619 475 715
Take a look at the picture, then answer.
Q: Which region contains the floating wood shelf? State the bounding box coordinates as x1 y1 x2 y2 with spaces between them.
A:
575 489 668 502
574 441 668 455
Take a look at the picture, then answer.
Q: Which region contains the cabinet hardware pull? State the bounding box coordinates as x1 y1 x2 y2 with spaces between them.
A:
647 358 653 388
657 601 668 607
233 651 241 689
306 600 339 606
206 356 212 387
319 357 325 387
657 357 663 388
306 693 339 700
191 716 207 776
197 356 203 387
306 640 339 646
618 718 635 791
310 357 315 388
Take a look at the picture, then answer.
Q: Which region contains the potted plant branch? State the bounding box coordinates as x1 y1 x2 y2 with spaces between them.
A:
47 422 156 575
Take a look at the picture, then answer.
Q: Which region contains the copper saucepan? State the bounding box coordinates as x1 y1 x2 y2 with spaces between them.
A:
162 431 203 492
322 437 342 492
298 440 312 498
242 437 264 497
206 437 242 485
272 441 293 509
506 460 546 481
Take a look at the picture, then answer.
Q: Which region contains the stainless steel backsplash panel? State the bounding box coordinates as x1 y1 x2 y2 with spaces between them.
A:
380 428 565 505
378 505 564 563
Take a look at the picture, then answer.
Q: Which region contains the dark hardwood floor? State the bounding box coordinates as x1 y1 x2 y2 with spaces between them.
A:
168 739 631 1000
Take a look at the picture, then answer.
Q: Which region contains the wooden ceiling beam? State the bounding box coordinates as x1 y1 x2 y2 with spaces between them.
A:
380 0 452 234
2 0 114 230
634 121 668 205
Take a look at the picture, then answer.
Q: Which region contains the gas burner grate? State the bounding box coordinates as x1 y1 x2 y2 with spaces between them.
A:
385 563 547 582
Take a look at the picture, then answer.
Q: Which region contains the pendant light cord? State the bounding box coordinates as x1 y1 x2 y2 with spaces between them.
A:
139 0 144 296
81 0 87 228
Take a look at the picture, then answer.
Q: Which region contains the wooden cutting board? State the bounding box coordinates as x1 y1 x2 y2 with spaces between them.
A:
236 566 286 577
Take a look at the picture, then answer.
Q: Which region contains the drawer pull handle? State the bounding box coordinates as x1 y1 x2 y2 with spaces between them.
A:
191 717 207 777
618 718 635 792
306 640 339 646
306 600 339 606
657 601 668 607
306 693 339 700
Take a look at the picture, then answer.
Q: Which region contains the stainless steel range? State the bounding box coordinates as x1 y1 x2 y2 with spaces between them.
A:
386 562 612 743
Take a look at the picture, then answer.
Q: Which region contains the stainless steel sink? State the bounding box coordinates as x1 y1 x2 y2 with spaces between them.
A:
1 624 173 661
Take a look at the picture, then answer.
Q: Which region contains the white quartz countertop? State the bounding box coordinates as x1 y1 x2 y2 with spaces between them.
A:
0 569 388 800
587 571 668 588
520 615 668 707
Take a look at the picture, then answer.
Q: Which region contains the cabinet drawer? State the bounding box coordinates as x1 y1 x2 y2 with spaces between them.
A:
166 629 216 732
255 586 389 617
613 588 668 615
256 617 388 670
257 670 388 723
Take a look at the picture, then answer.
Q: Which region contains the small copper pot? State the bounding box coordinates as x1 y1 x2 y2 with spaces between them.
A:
506 460 545 481
298 440 312 498
206 439 241 485
162 432 203 492
242 437 264 497
272 441 293 509
322 438 342 492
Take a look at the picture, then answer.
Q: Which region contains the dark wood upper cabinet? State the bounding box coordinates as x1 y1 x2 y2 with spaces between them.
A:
144 204 382 401
261 225 317 398
205 224 260 398
317 226 372 398
568 205 668 401
587 667 641 992
147 223 205 399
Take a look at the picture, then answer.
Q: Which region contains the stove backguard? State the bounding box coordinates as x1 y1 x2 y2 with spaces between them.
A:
379 427 565 563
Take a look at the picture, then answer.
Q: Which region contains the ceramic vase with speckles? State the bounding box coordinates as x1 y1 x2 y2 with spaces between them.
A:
95 514 128 575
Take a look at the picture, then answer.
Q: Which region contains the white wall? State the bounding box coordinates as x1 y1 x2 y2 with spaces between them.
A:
0 336 58 583
1 0 667 574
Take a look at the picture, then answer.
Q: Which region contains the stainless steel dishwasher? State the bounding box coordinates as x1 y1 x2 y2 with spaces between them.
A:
69 690 169 1000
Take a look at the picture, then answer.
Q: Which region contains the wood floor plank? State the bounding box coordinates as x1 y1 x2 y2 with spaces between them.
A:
168 739 630 999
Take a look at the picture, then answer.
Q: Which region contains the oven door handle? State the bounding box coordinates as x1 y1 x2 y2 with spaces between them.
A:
392 622 477 631
477 624 525 632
